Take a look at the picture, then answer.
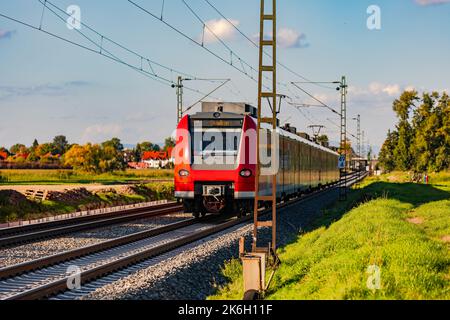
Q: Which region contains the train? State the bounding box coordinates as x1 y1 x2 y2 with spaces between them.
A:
174 102 340 218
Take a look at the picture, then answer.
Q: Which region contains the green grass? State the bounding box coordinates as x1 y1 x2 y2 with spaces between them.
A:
0 169 174 185
0 182 175 223
209 172 450 300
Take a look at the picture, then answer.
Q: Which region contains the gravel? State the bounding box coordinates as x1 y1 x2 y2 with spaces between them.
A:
0 213 190 268
75 189 341 300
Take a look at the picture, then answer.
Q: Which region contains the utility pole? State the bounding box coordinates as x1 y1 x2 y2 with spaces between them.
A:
354 114 361 171
362 130 366 161
174 76 184 124
253 0 278 255
352 114 361 186
339 76 348 201
241 0 279 300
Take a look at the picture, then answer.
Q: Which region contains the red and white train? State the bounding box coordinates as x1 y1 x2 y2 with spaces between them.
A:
174 102 340 218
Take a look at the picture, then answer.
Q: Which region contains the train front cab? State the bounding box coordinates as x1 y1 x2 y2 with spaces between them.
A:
174 113 256 217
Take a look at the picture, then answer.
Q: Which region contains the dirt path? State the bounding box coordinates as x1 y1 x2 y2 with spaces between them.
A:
0 180 173 194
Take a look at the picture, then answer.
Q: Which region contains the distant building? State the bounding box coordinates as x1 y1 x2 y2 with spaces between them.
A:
128 162 150 170
0 151 8 161
142 148 174 169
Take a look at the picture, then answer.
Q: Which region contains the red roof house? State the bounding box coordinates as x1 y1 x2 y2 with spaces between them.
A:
142 151 170 161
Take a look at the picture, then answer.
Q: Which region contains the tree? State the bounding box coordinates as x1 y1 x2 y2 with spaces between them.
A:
433 92 450 171
64 143 125 173
9 144 27 155
163 137 176 151
138 141 160 152
392 91 418 171
52 135 69 155
64 144 102 173
32 139 39 150
134 143 143 162
102 138 124 152
411 92 439 171
378 130 398 172
316 135 329 146
35 143 55 158
26 153 39 162
99 145 125 172
379 90 450 173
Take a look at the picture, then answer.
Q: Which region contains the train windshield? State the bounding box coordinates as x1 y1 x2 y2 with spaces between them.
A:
190 119 243 168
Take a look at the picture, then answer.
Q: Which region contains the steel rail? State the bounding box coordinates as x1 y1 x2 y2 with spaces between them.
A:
0 202 183 248
1 172 365 300
0 217 198 280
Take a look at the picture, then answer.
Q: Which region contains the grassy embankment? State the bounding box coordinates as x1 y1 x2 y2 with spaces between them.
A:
0 169 173 185
210 171 450 300
0 169 175 223
0 182 175 223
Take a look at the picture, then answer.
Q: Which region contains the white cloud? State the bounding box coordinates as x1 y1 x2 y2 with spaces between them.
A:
368 82 401 96
201 18 239 44
253 28 309 49
0 29 15 40
81 124 123 143
277 27 309 49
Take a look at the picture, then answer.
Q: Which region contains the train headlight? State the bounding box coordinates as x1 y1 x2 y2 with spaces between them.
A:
178 170 190 177
239 169 252 178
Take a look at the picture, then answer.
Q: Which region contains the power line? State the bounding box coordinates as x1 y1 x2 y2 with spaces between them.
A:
291 82 341 116
0 12 166 85
40 0 207 82
128 0 261 86
201 0 335 90
181 0 256 77
0 4 228 101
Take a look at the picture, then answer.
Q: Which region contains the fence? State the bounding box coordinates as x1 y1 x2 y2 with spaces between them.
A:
0 161 71 170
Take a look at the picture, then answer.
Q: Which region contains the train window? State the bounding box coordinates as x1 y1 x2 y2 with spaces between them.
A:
191 124 242 166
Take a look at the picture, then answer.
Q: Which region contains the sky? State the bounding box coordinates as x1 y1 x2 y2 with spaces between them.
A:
0 0 449 154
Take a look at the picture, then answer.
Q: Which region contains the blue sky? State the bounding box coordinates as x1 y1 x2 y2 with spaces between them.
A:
1 0 449 153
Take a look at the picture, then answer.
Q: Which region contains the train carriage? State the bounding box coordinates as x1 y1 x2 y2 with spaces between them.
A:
174 102 340 218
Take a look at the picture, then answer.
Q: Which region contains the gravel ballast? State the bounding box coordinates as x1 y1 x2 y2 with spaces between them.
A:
0 213 190 268
76 189 341 300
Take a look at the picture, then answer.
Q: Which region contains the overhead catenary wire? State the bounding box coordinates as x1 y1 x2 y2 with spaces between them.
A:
0 4 228 102
291 82 341 116
127 0 274 91
201 0 336 90
40 0 209 82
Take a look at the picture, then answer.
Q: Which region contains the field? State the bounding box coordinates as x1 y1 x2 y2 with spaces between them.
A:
210 171 450 300
0 169 174 185
0 182 175 223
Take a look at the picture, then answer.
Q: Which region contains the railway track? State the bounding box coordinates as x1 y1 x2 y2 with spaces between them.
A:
0 172 365 300
0 202 183 248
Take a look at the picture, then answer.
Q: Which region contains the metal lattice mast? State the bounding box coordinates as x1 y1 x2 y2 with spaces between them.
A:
356 115 361 159
253 0 277 254
362 130 366 160
339 76 348 200
175 76 183 124
354 114 361 186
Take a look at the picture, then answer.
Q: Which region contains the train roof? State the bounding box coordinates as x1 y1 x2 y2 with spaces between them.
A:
187 107 339 157
190 112 245 120
261 122 340 156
